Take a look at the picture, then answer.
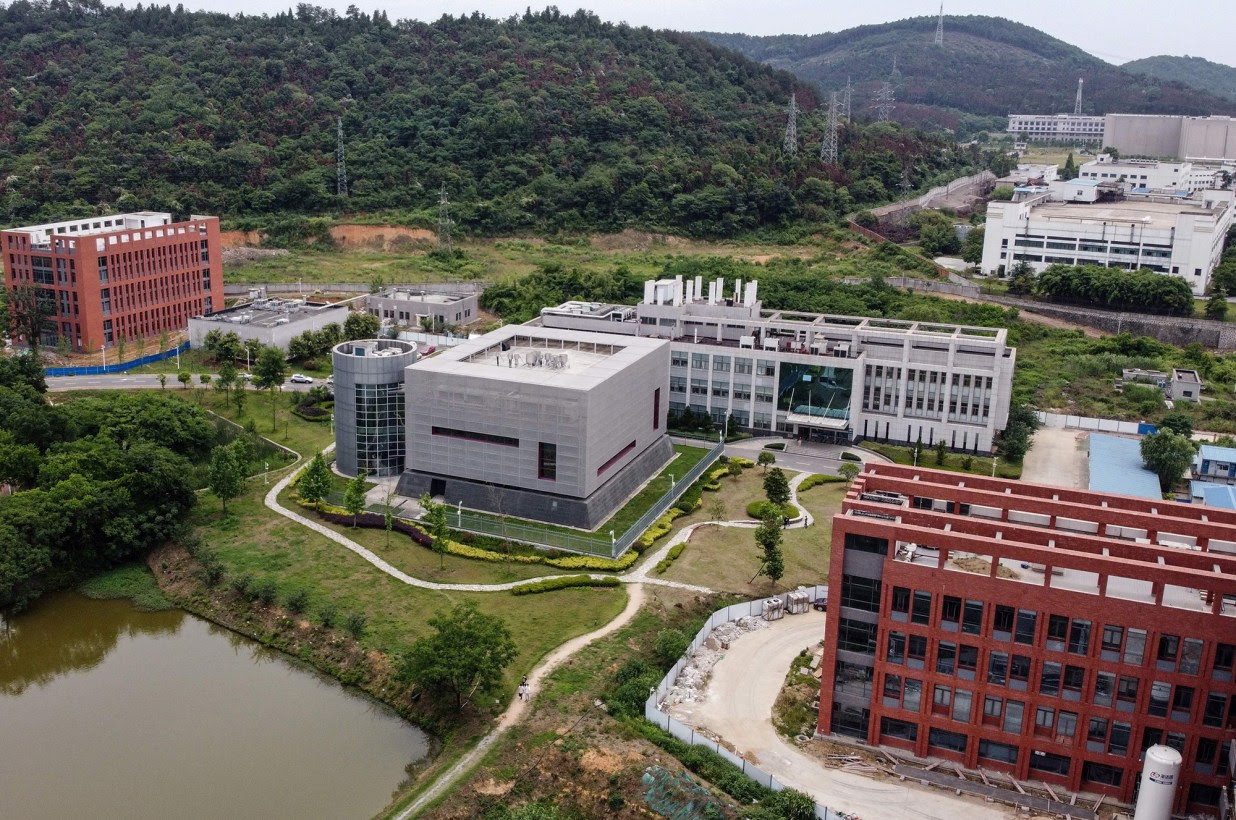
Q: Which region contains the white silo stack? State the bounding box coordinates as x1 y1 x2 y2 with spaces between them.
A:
1132 744 1181 820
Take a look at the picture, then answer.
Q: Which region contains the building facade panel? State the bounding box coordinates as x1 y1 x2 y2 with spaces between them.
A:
819 464 1236 816
2 212 223 352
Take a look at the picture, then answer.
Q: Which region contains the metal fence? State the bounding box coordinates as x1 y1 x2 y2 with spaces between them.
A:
45 341 191 377
644 585 844 820
448 439 726 559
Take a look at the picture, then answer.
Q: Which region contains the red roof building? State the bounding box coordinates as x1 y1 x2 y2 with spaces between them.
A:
2 211 222 352
819 463 1236 816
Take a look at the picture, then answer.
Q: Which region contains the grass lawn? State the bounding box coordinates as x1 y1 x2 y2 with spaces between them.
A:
660 471 845 596
862 441 1023 480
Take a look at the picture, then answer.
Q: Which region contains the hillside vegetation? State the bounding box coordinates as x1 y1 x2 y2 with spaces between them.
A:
1123 55 1236 103
0 1 980 237
698 16 1236 134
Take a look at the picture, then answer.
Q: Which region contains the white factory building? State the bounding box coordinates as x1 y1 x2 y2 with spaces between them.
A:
980 188 1235 293
1077 154 1226 194
1006 113 1105 144
539 277 1017 454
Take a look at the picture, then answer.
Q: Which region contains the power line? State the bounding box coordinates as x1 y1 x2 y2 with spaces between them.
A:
934 2 944 46
820 91 840 165
783 93 799 157
874 82 895 123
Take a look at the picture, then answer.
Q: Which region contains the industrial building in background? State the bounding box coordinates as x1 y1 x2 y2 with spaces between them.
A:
364 286 478 331
1006 113 1106 145
396 325 673 528
980 187 1234 293
818 463 1236 817
1103 114 1236 163
188 293 349 350
1 211 223 352
332 339 418 478
541 276 1017 453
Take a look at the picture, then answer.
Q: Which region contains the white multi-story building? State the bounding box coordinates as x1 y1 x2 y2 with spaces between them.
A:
980 190 1235 294
1078 155 1225 194
1007 113 1105 144
539 278 1016 453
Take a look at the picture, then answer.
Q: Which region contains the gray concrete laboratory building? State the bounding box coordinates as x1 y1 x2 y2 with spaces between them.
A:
332 339 418 477
395 325 673 528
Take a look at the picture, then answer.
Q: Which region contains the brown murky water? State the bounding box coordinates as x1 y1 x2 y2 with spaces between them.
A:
0 591 429 819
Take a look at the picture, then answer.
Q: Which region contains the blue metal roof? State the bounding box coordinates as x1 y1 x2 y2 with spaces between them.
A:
1198 484 1236 510
1198 444 1236 463
1088 434 1162 500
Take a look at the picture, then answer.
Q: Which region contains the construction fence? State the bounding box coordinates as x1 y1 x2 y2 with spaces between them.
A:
448 439 726 559
1036 411 1156 436
44 341 191 377
644 585 849 820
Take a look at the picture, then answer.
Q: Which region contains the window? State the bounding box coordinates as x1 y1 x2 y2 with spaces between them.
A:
928 728 967 754
1082 761 1122 787
958 645 978 675
1203 692 1228 727
1188 783 1222 808
1157 634 1180 667
840 575 881 612
432 426 519 447
834 661 874 700
879 717 917 742
1108 721 1130 756
988 652 1008 686
1149 681 1170 717
1093 673 1115 708
903 678 922 711
596 441 635 476
671 352 688 368
845 534 888 556
1179 638 1203 675
933 684 952 713
1172 685 1194 718
993 605 1014 638
1101 625 1123 659
891 586 910 616
653 388 660 430
962 601 983 635
1010 655 1031 688
712 356 730 372
734 358 752 375
983 695 1003 722
1116 676 1139 706
908 635 928 665
1063 665 1085 695
837 618 878 654
757 359 776 377
941 596 961 629
1087 716 1109 746
912 591 932 625
1035 706 1055 734
1003 700 1025 734
936 642 957 675
691 353 709 369
978 739 1018 765
886 632 906 664
1029 750 1070 777
1068 620 1091 656
1214 643 1235 677
1124 629 1147 665
883 673 902 702
1014 609 1037 644
754 385 773 403
952 689 972 723
1047 615 1069 646
1040 662 1061 696
538 442 557 480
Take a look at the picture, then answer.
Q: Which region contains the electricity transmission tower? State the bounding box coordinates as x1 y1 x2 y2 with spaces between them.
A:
842 76 852 122
1074 78 1084 115
820 91 840 164
437 184 453 253
874 82 896 123
934 3 944 46
783 94 799 156
335 116 348 198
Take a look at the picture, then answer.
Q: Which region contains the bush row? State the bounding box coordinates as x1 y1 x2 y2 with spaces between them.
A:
510 575 621 595
746 500 797 520
797 473 847 492
654 542 687 575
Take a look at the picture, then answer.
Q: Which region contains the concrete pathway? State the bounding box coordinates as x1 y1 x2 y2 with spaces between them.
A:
394 584 647 819
668 613 1010 820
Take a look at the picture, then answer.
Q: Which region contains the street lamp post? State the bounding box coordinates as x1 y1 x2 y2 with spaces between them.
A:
101 344 106 369
992 457 999 478
263 461 269 485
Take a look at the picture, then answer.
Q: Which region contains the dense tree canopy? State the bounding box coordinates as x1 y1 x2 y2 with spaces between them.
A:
0 2 977 236
1033 264 1195 316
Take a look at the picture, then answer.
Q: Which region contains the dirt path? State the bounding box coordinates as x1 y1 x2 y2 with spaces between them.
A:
668 612 1011 820
395 584 647 819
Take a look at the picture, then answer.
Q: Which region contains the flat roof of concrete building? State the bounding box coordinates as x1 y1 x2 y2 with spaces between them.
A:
1026 198 1225 229
411 324 666 390
375 288 473 304
194 298 346 328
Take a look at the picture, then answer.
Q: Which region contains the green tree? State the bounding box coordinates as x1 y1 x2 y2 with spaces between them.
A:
343 470 368 526
398 600 518 711
207 443 245 512
252 345 288 431
1158 412 1194 438
1140 430 1195 493
961 226 985 265
157 373 167 390
757 451 776 472
297 452 332 510
838 462 861 483
752 510 784 584
420 493 450 568
1061 152 1078 179
216 360 238 405
1205 292 1228 321
1 283 54 355
1007 261 1035 294
763 467 790 506
934 438 948 466
343 311 381 340
177 369 191 389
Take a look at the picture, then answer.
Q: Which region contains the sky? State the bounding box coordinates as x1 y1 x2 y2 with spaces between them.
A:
139 0 1233 66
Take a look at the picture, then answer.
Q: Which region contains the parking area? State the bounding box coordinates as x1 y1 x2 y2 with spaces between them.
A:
1020 427 1089 488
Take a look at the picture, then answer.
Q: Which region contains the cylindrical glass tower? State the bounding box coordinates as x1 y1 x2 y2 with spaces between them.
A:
331 339 417 477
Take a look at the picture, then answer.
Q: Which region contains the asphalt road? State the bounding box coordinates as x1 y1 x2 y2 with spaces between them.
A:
47 374 317 393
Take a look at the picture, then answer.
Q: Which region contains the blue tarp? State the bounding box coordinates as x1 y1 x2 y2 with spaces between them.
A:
1088 433 1162 500
44 341 191 377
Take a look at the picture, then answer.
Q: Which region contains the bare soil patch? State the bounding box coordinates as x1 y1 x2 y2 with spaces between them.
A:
220 229 261 247
329 224 434 249
589 229 692 251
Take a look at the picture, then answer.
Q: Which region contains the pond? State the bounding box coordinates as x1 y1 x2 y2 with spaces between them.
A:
0 591 430 819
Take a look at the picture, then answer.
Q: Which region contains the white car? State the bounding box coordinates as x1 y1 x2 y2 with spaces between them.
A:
289 374 314 384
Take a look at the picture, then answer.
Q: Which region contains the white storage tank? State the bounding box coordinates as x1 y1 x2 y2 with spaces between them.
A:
1133 744 1182 820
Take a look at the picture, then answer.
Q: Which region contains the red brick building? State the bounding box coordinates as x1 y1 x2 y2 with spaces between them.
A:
819 463 1236 816
2 211 223 352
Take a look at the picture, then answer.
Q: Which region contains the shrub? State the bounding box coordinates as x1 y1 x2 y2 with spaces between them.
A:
654 628 689 665
746 500 795 520
654 542 687 574
344 612 367 639
839 452 862 462
638 509 684 549
510 575 622 595
762 442 786 451
729 457 755 469
253 578 277 606
318 603 338 629
201 561 224 588
284 588 310 614
797 473 846 492
230 572 253 599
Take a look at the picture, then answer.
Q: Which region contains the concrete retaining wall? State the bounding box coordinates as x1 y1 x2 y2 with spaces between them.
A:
985 295 1236 349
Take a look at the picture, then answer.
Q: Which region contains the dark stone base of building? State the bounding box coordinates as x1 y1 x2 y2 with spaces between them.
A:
397 436 674 530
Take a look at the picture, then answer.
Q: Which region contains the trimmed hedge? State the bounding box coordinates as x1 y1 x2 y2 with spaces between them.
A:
746 500 796 520
511 575 621 595
638 508 684 549
295 494 639 571
762 442 786 451
839 452 862 462
798 473 847 492
729 457 754 469
654 542 687 575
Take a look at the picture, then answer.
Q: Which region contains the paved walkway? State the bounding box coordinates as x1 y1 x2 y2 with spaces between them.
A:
668 613 1010 820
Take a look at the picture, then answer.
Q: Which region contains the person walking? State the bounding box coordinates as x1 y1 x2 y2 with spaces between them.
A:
517 676 529 702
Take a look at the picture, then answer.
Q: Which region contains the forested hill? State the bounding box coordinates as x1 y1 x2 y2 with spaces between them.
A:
1123 56 1236 103
697 16 1236 134
0 2 980 238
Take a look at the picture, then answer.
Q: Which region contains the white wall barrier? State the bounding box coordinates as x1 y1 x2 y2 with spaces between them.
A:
1036 411 1143 435
643 585 843 820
